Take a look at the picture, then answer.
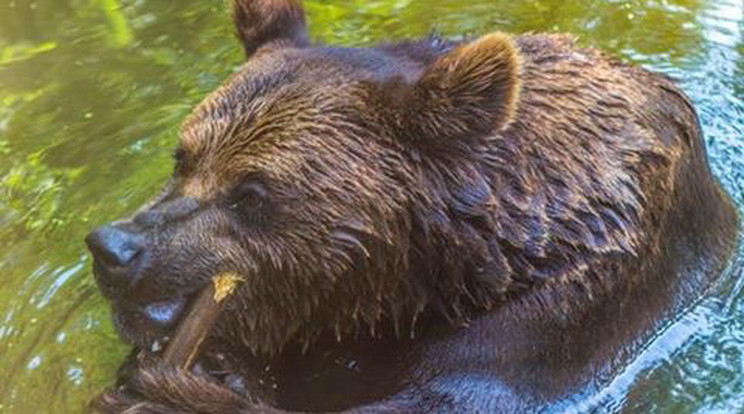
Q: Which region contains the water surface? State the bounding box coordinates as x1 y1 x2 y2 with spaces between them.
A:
0 0 743 412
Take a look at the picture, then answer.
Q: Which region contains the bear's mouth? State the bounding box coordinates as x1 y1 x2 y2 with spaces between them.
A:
143 297 187 325
111 294 197 350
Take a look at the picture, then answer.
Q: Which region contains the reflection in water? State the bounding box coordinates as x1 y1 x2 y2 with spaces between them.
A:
0 0 742 412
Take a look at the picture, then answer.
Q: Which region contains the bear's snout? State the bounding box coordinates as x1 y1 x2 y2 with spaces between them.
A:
86 196 200 302
86 224 148 300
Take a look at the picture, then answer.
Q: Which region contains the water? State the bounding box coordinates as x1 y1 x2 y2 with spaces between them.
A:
0 0 742 412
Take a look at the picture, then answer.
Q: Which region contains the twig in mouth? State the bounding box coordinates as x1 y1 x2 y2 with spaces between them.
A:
162 272 243 369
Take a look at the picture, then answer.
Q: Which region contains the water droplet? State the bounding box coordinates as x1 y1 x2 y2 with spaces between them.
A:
226 374 246 393
27 356 42 370
67 367 84 385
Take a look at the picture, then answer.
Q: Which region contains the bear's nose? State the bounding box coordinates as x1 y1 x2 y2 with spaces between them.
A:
86 225 147 298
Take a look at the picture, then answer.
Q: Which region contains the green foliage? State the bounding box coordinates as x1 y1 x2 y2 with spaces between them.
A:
1 151 83 231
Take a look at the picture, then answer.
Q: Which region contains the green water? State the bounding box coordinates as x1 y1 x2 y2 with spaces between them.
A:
0 0 743 412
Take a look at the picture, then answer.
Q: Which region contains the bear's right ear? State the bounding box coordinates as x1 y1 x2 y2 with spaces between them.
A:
231 0 309 58
378 33 522 145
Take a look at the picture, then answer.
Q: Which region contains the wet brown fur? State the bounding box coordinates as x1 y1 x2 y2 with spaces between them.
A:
92 0 738 412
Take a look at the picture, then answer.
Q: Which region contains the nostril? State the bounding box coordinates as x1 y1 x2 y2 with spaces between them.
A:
86 226 145 268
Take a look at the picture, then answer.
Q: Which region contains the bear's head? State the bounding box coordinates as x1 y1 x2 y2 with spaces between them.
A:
86 0 522 356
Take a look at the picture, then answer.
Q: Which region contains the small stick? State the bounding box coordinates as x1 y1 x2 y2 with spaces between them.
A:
162 272 243 369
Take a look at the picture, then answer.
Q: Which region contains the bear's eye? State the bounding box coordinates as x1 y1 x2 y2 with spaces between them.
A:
227 181 269 221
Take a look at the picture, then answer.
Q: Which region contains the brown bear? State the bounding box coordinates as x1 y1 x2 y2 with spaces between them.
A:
85 0 738 412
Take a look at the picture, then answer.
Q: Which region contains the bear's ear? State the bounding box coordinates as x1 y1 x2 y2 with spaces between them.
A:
231 0 309 58
382 33 522 144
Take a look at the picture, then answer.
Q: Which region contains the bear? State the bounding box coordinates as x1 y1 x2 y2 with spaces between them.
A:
85 0 738 412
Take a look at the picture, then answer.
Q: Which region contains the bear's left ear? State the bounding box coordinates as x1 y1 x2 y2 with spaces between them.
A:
381 33 522 144
231 0 309 58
